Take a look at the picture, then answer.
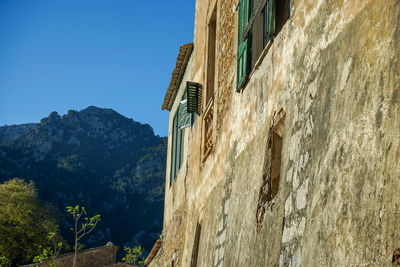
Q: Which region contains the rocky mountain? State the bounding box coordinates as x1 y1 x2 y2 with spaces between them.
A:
0 123 38 144
0 106 167 253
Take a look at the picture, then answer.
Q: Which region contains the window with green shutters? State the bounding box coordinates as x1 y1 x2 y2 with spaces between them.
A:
237 0 251 91
170 90 195 186
170 109 184 186
237 0 290 91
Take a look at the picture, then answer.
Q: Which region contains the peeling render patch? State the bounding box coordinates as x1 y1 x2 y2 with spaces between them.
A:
282 217 306 244
214 178 231 267
340 57 353 92
295 179 308 210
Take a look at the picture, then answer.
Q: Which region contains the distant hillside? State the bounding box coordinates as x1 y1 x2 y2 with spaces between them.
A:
0 106 166 253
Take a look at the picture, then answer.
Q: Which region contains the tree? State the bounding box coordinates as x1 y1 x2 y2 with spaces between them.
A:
0 256 11 267
122 246 145 266
47 232 63 265
33 232 63 267
66 205 100 267
0 178 60 265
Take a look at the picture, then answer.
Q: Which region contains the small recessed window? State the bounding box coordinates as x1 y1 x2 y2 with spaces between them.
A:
270 131 282 199
190 222 202 267
256 110 285 231
203 3 217 161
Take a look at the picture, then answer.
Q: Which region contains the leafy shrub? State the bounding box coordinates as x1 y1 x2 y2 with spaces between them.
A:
122 246 145 266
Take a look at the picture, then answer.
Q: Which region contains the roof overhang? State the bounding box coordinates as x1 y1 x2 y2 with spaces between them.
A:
161 43 194 111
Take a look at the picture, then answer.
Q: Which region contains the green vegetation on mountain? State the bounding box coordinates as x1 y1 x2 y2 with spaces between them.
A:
0 106 167 258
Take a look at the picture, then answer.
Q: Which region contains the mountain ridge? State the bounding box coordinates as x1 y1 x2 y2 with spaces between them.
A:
0 123 38 144
0 106 166 253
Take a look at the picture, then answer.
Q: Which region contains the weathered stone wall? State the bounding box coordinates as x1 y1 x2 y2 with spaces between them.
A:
149 205 186 267
279 1 400 265
156 0 400 266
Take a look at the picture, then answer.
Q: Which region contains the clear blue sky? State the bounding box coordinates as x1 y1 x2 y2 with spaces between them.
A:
0 0 195 137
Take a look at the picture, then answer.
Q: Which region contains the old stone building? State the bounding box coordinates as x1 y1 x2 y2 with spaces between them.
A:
146 0 400 266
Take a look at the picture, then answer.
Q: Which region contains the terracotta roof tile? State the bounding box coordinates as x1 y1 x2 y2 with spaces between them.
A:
162 43 194 111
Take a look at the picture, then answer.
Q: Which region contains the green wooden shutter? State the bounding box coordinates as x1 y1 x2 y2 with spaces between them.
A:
268 0 275 38
179 127 184 169
237 0 251 91
170 102 187 186
237 38 250 90
175 120 181 179
170 113 177 186
187 82 202 115
179 100 192 129
238 0 250 40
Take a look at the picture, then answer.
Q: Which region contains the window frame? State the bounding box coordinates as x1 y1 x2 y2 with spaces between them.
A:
202 1 218 162
237 0 290 91
170 99 187 186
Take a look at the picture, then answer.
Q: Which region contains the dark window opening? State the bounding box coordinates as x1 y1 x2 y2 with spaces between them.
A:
250 1 269 69
270 131 282 198
275 0 290 35
262 4 269 47
190 223 202 267
206 7 217 106
249 0 274 68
